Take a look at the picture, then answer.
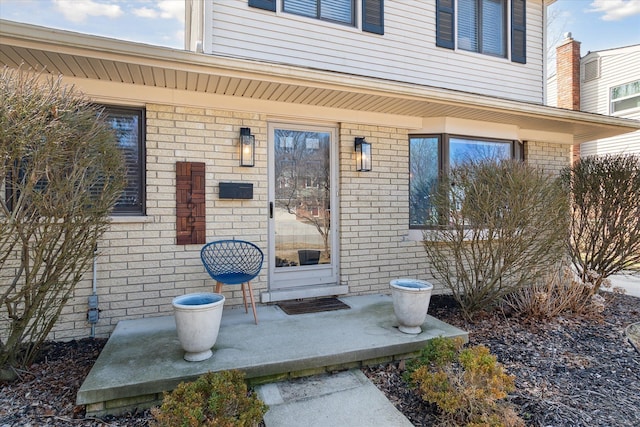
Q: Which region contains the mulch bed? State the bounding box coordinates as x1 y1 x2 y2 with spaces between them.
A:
364 292 640 427
1 292 638 427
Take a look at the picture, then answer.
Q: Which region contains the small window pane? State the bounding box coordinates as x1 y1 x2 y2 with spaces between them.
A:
449 138 511 167
481 0 505 56
321 0 352 23
410 137 439 226
284 0 353 24
612 80 640 99
458 0 478 52
284 0 317 18
612 96 640 113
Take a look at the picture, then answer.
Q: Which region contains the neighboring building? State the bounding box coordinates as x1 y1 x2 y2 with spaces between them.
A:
549 37 640 156
2 0 639 341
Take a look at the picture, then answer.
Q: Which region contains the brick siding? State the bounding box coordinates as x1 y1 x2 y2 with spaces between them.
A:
1 104 571 341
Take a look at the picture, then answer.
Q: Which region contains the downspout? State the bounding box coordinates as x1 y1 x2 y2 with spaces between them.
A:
88 245 99 337
542 0 548 105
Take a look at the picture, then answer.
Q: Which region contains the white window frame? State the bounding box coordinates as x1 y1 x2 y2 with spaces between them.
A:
610 79 640 115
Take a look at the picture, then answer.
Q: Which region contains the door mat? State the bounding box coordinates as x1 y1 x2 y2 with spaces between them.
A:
277 297 350 315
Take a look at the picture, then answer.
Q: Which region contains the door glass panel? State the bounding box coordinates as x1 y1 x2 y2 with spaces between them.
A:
274 129 331 268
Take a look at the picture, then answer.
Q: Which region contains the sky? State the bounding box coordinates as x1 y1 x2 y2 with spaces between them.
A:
547 0 640 55
0 0 639 55
0 0 186 48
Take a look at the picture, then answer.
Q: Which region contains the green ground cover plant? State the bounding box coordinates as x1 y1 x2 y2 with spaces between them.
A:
151 370 267 427
407 337 523 427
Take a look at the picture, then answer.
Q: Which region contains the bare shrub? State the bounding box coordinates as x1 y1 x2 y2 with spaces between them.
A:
0 67 125 380
503 261 607 319
423 160 569 320
561 154 640 292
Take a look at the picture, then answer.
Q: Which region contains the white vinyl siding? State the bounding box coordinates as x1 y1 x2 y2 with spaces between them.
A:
580 45 640 156
581 130 640 157
206 0 545 103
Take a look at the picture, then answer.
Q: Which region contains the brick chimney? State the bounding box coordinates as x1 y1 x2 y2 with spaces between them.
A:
556 33 581 161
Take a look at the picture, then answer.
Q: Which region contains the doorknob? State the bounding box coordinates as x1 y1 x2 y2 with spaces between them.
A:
269 202 273 219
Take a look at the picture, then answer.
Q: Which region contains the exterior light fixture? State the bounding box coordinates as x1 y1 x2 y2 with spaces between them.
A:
240 127 255 167
354 137 371 172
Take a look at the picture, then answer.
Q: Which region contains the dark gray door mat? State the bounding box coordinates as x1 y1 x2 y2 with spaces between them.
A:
277 297 350 315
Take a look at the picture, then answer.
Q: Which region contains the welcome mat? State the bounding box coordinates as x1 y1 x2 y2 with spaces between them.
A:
277 297 350 315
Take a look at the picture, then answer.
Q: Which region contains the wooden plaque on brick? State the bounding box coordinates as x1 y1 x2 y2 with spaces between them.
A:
176 161 206 245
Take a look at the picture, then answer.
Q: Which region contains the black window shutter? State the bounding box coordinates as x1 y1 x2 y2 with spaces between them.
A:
362 0 384 35
249 0 276 12
511 0 526 63
436 0 455 49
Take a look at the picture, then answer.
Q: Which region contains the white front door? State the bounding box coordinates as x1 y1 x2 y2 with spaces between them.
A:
266 122 340 300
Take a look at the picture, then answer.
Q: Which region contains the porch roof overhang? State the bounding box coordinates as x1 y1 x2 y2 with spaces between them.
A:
2 20 639 145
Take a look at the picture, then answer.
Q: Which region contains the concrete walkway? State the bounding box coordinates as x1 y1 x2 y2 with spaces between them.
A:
78 294 468 420
257 369 413 427
608 272 640 297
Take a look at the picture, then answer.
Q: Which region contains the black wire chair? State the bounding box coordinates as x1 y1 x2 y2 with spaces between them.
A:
200 239 263 324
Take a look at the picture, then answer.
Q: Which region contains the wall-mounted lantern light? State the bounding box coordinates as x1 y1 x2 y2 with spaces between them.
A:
354 137 371 172
240 127 255 167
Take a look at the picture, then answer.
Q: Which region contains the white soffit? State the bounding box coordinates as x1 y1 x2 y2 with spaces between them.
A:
1 20 638 145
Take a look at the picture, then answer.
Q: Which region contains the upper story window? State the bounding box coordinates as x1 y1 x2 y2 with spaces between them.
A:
409 134 521 228
249 0 383 34
103 106 146 216
458 0 506 57
611 80 640 114
436 0 526 64
284 0 354 25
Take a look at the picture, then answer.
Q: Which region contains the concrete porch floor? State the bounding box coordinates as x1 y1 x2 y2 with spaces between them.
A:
77 294 468 417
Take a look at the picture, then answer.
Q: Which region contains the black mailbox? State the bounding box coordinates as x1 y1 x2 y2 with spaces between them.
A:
219 182 253 199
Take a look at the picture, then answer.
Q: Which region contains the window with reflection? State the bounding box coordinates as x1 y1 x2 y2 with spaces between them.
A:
103 106 145 215
610 80 640 114
409 134 519 228
274 128 331 266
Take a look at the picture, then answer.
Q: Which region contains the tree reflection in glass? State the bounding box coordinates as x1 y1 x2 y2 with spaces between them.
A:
274 129 331 267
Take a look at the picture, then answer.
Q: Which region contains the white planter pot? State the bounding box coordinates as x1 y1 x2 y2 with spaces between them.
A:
172 292 225 362
390 279 433 334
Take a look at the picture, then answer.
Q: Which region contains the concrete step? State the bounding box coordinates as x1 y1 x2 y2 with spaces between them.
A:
77 294 468 417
